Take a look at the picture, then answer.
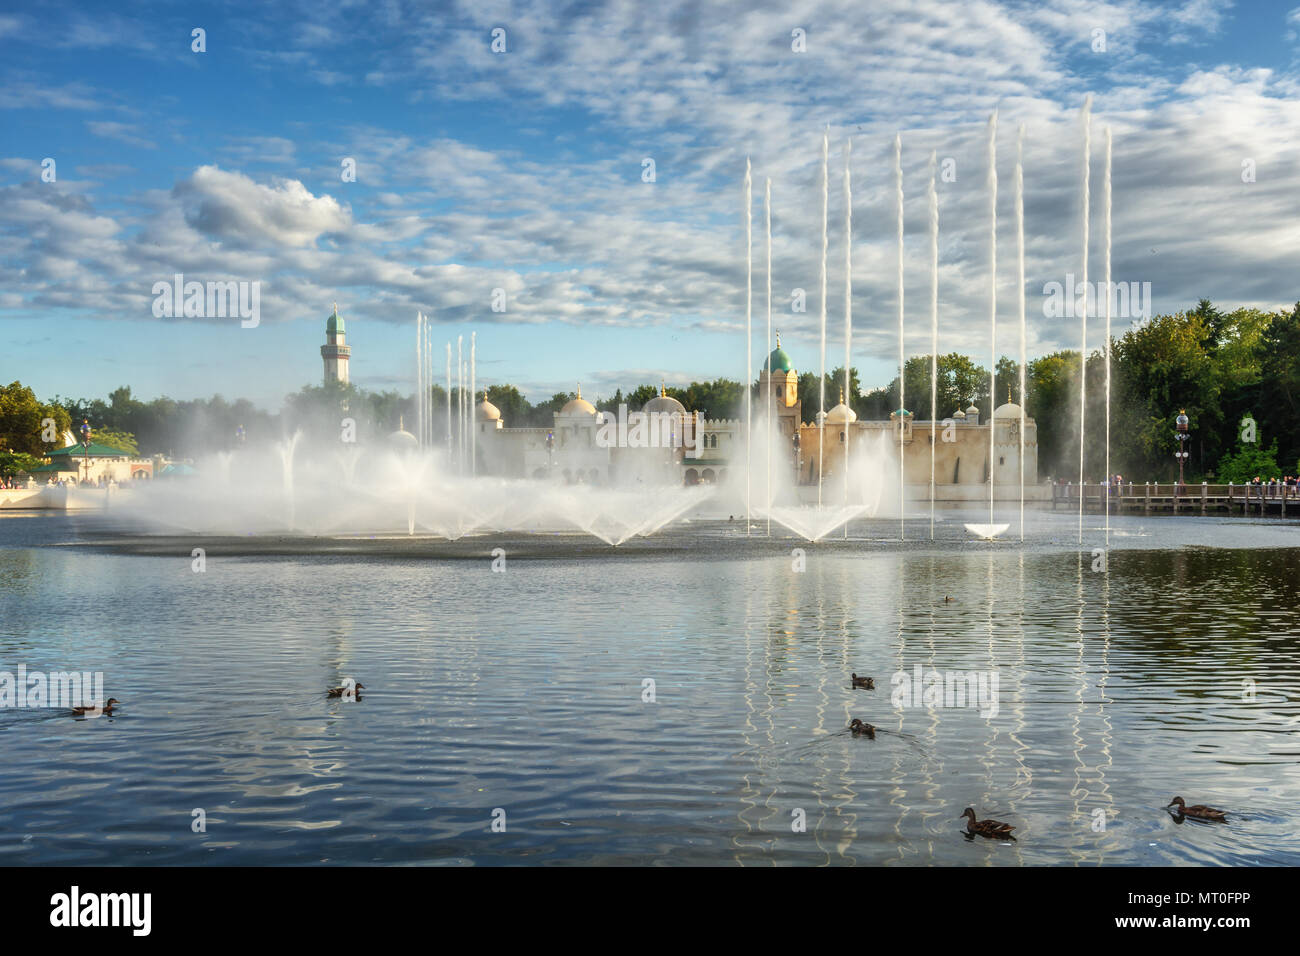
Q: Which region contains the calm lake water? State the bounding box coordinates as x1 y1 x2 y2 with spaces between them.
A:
1 508 1298 865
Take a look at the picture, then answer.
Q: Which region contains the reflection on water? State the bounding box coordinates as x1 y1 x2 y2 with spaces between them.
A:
0 512 1298 865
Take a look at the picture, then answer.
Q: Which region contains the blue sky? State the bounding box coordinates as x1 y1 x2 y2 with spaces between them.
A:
4 0 1300 412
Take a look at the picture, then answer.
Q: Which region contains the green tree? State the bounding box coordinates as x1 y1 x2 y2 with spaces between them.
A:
1216 438 1281 483
1 382 71 455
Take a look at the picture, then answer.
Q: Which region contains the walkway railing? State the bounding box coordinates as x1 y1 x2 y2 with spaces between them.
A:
1050 481 1297 515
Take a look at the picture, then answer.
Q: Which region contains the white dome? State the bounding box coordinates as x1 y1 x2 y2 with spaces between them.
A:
825 403 857 424
476 395 501 421
994 402 1023 419
643 383 686 418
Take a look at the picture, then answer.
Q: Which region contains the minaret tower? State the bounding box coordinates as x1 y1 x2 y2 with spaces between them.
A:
321 302 351 384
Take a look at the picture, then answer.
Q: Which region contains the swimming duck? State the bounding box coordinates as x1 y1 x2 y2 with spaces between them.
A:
326 680 364 698
1166 796 1227 822
849 718 876 738
851 673 875 689
961 807 1016 839
71 698 119 716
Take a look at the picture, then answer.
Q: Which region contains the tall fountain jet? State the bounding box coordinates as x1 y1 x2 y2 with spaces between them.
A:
1016 124 1027 541
416 313 424 449
744 157 753 534
471 332 477 477
765 176 773 537
987 111 998 528
928 150 938 541
445 343 452 460
818 128 829 507
1103 125 1113 541
1078 95 1092 544
895 133 905 540
843 137 853 533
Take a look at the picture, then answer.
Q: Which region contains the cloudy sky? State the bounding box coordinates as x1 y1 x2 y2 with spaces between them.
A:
3 0 1300 410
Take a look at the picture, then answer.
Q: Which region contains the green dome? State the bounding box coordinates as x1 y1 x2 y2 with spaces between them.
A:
326 305 344 335
764 345 792 374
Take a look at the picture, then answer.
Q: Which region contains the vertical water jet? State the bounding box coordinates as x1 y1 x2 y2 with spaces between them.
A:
928 150 938 541
987 111 998 527
1078 95 1092 544
895 133 905 540
818 129 828 508
1017 124 1027 542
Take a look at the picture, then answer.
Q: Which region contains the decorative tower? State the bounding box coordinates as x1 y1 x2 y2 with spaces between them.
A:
321 302 351 385
758 330 801 440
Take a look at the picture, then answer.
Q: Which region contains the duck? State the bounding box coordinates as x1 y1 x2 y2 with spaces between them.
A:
849 718 876 738
851 673 875 689
961 807 1016 839
1166 796 1227 822
71 698 119 716
326 680 364 698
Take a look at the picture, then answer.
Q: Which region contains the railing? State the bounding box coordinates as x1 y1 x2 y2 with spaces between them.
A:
1050 481 1297 514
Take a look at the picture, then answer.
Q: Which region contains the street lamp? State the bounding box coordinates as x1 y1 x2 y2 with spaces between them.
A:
1175 410 1190 490
79 419 92 485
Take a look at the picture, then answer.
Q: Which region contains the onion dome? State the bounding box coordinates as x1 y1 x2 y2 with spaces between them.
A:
326 302 344 335
763 331 793 374
560 384 597 416
993 402 1023 419
476 391 501 422
387 415 418 450
643 381 687 417
824 388 857 424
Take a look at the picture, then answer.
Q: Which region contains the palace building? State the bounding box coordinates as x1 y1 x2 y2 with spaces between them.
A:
470 335 1037 493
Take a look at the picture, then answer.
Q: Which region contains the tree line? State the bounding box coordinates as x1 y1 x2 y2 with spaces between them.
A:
4 299 1298 483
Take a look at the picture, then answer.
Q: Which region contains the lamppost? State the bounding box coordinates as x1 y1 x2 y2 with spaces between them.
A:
79 419 92 485
1175 410 1190 491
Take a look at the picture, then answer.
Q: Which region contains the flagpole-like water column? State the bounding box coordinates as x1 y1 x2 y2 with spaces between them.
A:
987 111 998 527
1104 125 1112 541
928 150 938 541
744 157 752 535
1078 95 1092 544
416 313 424 449
818 129 829 509
765 176 773 537
895 133 905 540
445 343 452 461
843 138 853 535
1016 124 1027 542
470 331 477 476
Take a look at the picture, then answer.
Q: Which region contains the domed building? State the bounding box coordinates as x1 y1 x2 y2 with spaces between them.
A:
387 416 418 452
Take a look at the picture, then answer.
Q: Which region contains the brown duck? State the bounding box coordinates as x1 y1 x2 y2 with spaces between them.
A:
326 681 364 698
851 673 875 690
1166 796 1227 822
849 718 876 738
961 807 1016 839
71 698 119 716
